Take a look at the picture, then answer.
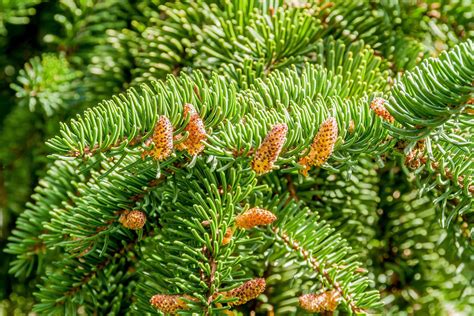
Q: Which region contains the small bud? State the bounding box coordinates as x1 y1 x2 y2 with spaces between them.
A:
222 227 233 245
119 210 146 230
225 278 266 306
235 208 277 229
176 103 207 155
268 7 275 16
370 98 394 123
148 116 173 160
298 117 338 176
427 10 441 19
405 140 426 169
299 290 340 312
348 120 355 134
251 123 288 175
150 294 190 313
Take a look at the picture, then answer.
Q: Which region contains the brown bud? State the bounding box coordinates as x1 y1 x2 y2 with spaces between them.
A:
224 278 266 306
370 98 394 123
298 117 338 176
222 227 233 245
176 103 207 155
147 115 173 160
119 210 146 230
268 7 275 16
251 123 288 175
235 208 277 229
150 294 190 313
427 10 441 19
348 120 355 134
404 140 426 169
299 290 340 312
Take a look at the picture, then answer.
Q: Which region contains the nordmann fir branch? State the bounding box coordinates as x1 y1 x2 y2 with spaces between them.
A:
404 140 474 195
6 2 474 315
271 227 362 314
58 229 153 306
149 206 276 312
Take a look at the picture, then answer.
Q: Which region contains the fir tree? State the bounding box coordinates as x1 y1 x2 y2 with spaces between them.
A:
1 1 473 315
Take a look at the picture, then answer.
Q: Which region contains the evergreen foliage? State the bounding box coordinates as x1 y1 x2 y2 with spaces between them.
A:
1 0 473 315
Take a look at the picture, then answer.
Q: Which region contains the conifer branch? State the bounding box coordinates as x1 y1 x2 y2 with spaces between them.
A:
263 196 381 313
272 227 361 313
133 161 263 314
6 160 85 277
387 40 473 140
34 231 144 314
4 3 473 314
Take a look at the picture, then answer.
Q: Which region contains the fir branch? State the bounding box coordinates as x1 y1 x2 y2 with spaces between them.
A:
387 40 474 140
4 2 474 315
0 0 43 36
263 197 381 313
272 227 361 313
124 0 215 83
385 41 474 224
6 160 86 277
133 160 261 314
33 229 145 314
47 62 394 178
10 53 82 116
41 154 166 254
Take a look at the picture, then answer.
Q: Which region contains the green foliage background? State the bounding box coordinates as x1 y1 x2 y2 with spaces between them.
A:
0 0 472 315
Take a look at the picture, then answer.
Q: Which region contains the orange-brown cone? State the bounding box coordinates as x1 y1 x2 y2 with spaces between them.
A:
176 103 207 155
299 290 340 312
148 115 173 161
225 278 266 306
251 123 288 175
370 97 394 123
150 294 190 313
298 117 338 176
119 210 146 230
235 208 277 229
222 227 233 245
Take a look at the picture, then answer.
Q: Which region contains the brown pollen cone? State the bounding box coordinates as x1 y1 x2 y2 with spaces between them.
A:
222 227 233 245
235 208 277 229
251 123 288 175
298 117 338 176
370 97 394 123
148 115 173 161
222 278 266 306
150 294 190 313
176 103 207 155
119 210 146 230
299 290 340 312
